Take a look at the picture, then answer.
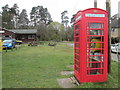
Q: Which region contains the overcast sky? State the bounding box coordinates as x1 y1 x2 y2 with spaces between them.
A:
1 0 120 23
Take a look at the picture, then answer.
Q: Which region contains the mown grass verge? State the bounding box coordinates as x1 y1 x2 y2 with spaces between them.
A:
2 43 119 88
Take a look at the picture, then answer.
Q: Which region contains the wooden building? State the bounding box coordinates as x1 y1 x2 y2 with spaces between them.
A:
0 28 37 43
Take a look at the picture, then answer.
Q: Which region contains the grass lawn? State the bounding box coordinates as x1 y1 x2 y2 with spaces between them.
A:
2 43 74 88
0 53 2 89
2 43 119 88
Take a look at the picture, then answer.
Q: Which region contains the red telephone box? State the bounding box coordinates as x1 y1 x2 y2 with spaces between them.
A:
74 8 108 83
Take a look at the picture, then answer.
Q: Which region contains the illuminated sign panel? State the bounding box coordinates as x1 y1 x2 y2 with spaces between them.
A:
85 14 105 17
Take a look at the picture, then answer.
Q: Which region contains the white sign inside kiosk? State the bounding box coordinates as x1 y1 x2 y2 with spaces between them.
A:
85 14 105 17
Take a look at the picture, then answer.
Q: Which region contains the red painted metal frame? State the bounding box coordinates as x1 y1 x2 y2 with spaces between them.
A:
74 8 108 83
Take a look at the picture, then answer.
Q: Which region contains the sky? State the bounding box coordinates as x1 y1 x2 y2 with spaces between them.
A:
0 0 120 24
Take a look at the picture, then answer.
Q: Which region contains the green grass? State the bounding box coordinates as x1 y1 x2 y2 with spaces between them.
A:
2 43 119 88
2 44 73 88
0 52 2 89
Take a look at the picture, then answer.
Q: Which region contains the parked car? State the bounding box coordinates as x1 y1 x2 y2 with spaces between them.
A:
111 43 120 54
2 39 16 49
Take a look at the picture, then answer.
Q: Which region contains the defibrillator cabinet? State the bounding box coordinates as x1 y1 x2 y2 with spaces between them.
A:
74 8 108 83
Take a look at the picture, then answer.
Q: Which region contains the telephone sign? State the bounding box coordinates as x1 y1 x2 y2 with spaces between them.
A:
85 14 105 17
